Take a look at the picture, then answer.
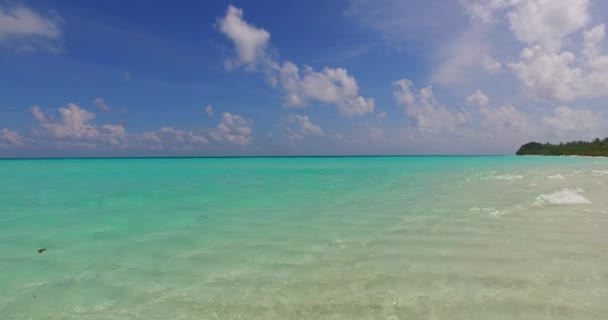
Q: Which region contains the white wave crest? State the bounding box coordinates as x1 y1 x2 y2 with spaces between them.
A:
491 175 523 181
547 174 565 180
536 188 591 205
469 207 505 216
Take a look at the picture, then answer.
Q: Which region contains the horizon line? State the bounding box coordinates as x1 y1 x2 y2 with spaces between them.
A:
0 154 515 160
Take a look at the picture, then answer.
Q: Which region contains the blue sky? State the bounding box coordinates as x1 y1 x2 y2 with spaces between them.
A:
2 0 608 157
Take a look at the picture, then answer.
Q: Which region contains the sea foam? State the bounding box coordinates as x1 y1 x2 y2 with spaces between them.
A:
536 188 591 205
490 175 524 181
547 174 565 180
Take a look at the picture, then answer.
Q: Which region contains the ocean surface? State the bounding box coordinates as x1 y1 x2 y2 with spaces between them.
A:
1 156 607 319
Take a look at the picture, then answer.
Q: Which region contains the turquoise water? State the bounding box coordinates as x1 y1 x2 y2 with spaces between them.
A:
1 156 608 319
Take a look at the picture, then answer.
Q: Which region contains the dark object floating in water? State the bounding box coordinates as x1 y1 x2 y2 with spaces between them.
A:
38 248 47 254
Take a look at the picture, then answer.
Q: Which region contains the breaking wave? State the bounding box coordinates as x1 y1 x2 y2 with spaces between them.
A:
536 188 591 205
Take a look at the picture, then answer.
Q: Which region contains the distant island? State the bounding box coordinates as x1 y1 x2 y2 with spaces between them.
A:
517 138 608 156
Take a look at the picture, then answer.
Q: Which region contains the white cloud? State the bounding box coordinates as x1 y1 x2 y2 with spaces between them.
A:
31 104 99 139
217 5 270 69
218 6 374 116
93 97 112 112
284 114 324 141
479 104 531 132
99 125 127 146
465 0 590 45
210 112 253 145
467 90 601 143
276 62 375 116
474 103 603 145
393 79 468 132
463 0 508 24
140 127 208 150
463 0 608 101
349 0 608 105
506 0 589 50
508 23 608 101
205 104 214 116
159 127 207 144
29 103 127 148
482 55 502 72
489 92 603 146
6 103 254 152
465 89 490 107
0 128 23 146
388 85 606 152
509 46 583 100
0 5 63 52
542 105 601 134
137 112 252 150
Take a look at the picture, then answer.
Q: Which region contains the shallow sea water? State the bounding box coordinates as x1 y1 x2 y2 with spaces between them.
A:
1 156 607 319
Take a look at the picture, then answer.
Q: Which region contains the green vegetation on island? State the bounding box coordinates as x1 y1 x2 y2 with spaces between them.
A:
516 138 608 156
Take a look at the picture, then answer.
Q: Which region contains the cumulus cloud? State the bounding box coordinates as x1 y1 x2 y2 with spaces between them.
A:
29 104 127 147
542 105 601 137
93 98 111 112
508 24 608 101
99 125 127 146
462 0 608 101
386 81 608 153
121 112 254 150
506 0 589 50
465 0 590 41
139 127 208 151
210 112 253 145
471 89 603 142
2 103 255 154
399 86 605 150
465 89 490 107
217 5 270 69
0 128 23 146
31 104 100 139
276 62 375 116
509 46 583 100
393 79 468 132
347 0 608 113
159 127 207 144
0 5 63 52
476 103 603 145
218 5 374 116
284 114 324 141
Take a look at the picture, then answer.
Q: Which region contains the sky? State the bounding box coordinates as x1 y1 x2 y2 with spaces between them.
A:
2 0 608 157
